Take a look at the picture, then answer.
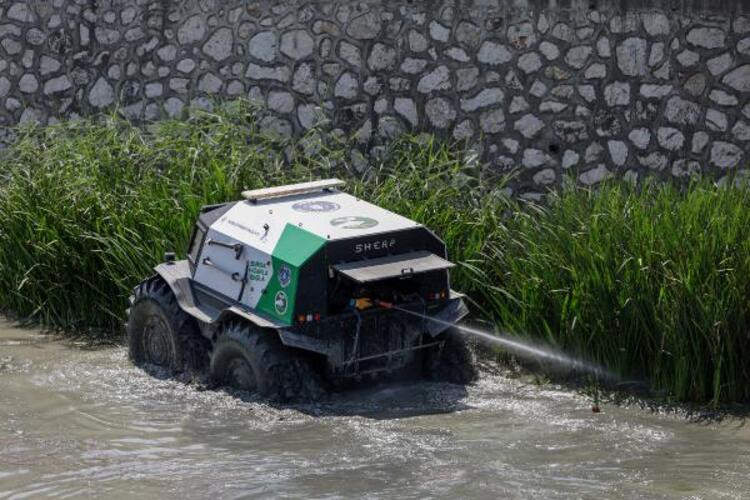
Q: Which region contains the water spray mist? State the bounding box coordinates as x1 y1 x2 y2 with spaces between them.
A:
378 300 616 383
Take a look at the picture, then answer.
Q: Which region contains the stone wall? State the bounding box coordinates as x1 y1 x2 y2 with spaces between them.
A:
1 0 750 195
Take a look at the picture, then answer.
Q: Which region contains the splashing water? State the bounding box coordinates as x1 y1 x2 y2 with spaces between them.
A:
389 304 616 383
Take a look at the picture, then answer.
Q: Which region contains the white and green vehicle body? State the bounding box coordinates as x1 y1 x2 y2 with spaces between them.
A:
153 179 468 377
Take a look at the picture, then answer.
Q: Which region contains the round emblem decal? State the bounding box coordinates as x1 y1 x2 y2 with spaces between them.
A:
277 264 292 288
292 200 341 213
330 216 379 229
274 291 288 315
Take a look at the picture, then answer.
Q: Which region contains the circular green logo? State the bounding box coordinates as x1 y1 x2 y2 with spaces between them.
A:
274 290 288 315
330 216 379 229
292 200 341 212
277 264 292 288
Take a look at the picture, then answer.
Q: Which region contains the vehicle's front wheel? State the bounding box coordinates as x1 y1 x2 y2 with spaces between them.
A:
127 277 206 375
210 321 325 402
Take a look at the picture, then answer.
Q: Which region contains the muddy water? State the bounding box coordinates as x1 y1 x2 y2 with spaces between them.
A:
2 321 750 499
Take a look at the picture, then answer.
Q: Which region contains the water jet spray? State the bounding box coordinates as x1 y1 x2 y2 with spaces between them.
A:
375 300 617 384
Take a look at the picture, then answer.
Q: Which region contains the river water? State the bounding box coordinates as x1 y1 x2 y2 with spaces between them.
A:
2 320 750 499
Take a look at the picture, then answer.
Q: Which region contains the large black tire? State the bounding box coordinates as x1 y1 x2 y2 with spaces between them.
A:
210 321 325 403
127 276 208 375
426 327 478 384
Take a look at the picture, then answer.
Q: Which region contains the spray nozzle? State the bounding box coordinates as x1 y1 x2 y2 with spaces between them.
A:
350 297 373 310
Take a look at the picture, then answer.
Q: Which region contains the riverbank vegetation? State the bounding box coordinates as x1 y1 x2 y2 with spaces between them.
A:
1 102 749 405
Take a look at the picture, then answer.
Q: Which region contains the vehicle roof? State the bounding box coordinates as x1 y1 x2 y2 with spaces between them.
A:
210 189 420 245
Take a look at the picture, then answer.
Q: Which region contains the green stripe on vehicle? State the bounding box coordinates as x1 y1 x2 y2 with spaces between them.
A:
273 223 327 267
256 224 326 324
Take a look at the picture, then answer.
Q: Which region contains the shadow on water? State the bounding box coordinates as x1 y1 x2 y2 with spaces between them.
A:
217 379 472 419
137 361 473 419
0 316 119 348
595 390 750 424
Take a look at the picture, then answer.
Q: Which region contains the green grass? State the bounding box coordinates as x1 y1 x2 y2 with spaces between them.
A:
1 101 749 405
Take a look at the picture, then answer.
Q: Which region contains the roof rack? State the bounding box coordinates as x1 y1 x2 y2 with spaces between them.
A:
241 178 345 203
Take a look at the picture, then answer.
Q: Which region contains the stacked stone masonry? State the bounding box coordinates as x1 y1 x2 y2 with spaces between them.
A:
2 0 750 194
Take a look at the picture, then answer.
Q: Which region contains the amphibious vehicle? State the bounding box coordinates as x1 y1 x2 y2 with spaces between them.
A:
127 179 476 401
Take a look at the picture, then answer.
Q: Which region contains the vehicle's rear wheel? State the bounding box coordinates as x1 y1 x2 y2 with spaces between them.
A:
425 327 478 384
210 321 325 402
127 277 208 375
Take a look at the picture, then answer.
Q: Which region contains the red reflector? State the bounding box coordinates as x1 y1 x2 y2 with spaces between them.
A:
314 313 321 321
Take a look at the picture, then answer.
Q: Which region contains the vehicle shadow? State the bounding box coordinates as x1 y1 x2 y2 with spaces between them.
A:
131 358 475 419
218 378 474 419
